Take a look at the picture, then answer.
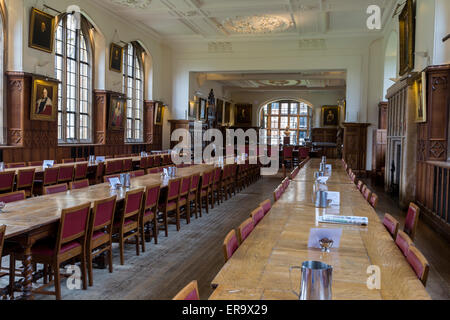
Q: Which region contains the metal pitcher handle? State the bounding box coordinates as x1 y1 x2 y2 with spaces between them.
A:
289 266 302 299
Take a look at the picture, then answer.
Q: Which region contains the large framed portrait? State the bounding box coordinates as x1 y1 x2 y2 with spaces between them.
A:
199 98 207 121
399 0 415 76
30 78 58 121
155 102 165 125
29 8 55 53
109 43 124 73
235 104 252 126
415 72 427 123
322 106 340 126
109 95 126 130
216 99 224 124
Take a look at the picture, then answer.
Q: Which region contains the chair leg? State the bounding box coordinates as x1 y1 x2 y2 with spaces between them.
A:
87 250 94 287
9 254 16 299
119 234 125 265
108 245 113 273
186 203 190 224
135 233 140 257
80 250 88 290
164 212 169 237
54 262 61 300
153 217 158 245
140 223 146 253
176 207 181 231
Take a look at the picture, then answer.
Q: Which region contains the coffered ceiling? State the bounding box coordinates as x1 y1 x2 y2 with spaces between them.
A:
92 0 397 42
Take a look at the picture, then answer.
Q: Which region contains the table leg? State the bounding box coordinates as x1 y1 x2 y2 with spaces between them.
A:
20 247 33 300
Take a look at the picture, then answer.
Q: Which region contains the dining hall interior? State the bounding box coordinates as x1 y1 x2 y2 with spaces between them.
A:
0 0 448 302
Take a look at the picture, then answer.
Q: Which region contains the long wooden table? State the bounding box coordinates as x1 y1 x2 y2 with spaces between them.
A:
209 159 431 300
1 163 213 300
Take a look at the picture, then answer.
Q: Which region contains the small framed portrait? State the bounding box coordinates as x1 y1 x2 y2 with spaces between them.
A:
155 103 165 125
189 100 198 120
399 0 415 76
322 106 340 126
235 104 252 126
199 98 207 121
109 95 126 130
224 102 231 123
29 8 55 53
30 78 58 121
109 43 124 73
415 72 427 123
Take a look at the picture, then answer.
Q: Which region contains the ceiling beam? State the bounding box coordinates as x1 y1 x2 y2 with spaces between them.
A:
224 85 346 92
204 73 347 81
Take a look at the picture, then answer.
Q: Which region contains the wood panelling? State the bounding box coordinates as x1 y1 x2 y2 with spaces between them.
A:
311 128 338 143
378 101 388 130
168 120 189 149
342 123 370 174
1 74 160 164
416 64 450 241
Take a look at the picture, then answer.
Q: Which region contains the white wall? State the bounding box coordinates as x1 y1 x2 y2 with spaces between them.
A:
433 0 450 65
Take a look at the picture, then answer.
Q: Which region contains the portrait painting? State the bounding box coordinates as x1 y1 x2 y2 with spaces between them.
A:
199 98 207 121
322 106 340 126
399 0 415 76
30 78 58 121
29 8 55 53
415 72 427 123
109 43 124 73
109 96 126 130
225 102 231 123
216 99 224 124
235 104 252 126
155 103 165 125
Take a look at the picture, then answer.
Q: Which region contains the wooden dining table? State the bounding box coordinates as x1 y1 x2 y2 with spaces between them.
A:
209 159 431 300
0 163 213 300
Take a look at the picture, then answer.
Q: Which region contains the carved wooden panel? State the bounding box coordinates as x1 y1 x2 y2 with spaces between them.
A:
144 100 155 144
94 90 108 145
311 128 338 143
342 123 370 174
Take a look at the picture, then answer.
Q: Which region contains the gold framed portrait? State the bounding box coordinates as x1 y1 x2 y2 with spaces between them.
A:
322 106 340 127
399 0 415 76
109 95 127 130
415 72 427 123
154 102 165 125
29 8 56 53
30 78 58 121
109 43 124 73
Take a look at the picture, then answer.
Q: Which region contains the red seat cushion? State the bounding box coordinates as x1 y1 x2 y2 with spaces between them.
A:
114 219 136 228
32 240 81 256
92 230 107 241
159 201 177 210
144 209 155 217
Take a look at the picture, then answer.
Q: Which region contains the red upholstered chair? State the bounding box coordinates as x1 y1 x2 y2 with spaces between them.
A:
94 161 104 183
357 180 364 192
211 167 222 207
404 203 420 241
283 146 294 168
147 168 160 174
147 156 155 168
362 185 372 201
104 161 116 176
173 280 199 300
123 159 133 172
163 154 171 166
28 161 43 166
0 190 26 203
75 158 86 162
44 183 68 195
12 202 91 299
298 147 309 160
273 187 282 202
114 160 123 173
188 174 200 219
113 188 145 265
86 195 117 286
260 199 272 215
199 170 213 215
0 171 15 194
62 158 74 164
103 174 121 183
175 175 192 230
130 170 145 178
395 230 413 257
34 167 60 195
74 163 88 181
0 224 5 259
406 246 429 286
383 213 399 239
58 165 74 184
6 162 26 169
238 218 254 244
140 185 160 251
16 168 35 197
139 157 147 170
223 229 239 262
69 179 89 190
369 193 379 209
250 206 264 226
158 178 181 237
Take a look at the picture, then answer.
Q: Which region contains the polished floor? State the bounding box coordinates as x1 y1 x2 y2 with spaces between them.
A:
1 171 448 300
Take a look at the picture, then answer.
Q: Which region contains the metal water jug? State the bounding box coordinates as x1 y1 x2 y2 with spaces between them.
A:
312 180 331 208
289 261 333 300
124 173 131 188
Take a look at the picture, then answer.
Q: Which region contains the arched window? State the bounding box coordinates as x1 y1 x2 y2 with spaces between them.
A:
123 43 143 142
0 8 4 144
260 100 312 145
55 14 92 143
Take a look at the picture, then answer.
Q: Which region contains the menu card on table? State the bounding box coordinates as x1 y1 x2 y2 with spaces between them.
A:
326 192 340 206
318 215 369 226
43 160 54 168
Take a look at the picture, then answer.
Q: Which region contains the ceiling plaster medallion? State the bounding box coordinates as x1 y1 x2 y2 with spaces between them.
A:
223 15 294 34
257 80 301 87
110 0 152 9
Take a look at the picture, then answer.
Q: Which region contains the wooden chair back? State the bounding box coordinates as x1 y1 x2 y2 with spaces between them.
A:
260 199 272 215
0 171 15 193
28 161 43 166
238 218 254 244
56 202 91 254
6 162 26 169
406 246 429 286
74 163 88 180
103 174 120 183
89 196 117 238
122 188 145 221
369 193 379 208
70 179 90 190
130 170 145 178
0 190 26 203
173 280 199 300
17 168 36 191
58 165 75 183
250 206 265 226
404 203 420 241
62 158 74 164
383 213 399 239
123 159 133 172
180 175 192 199
44 183 68 195
43 167 60 186
223 229 239 262
395 230 413 257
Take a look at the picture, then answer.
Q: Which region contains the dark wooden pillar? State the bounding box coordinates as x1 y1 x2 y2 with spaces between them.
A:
342 122 370 174
144 100 155 145
93 90 108 145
